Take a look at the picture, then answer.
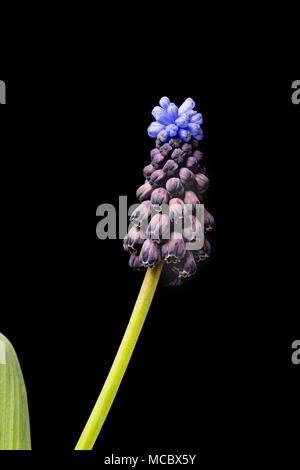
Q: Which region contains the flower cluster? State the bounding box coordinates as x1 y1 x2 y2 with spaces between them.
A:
123 98 214 286
147 97 203 143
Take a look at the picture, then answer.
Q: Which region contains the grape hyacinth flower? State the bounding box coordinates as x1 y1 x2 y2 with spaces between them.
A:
139 238 162 268
123 225 146 253
149 169 167 188
146 213 170 243
76 97 214 450
162 160 178 178
182 215 203 243
151 188 169 212
172 251 197 278
130 200 151 226
136 181 154 201
128 253 143 269
179 167 195 188
184 190 200 212
193 238 211 262
194 173 209 195
166 177 185 198
143 164 155 180
169 198 185 224
161 232 186 264
171 148 186 166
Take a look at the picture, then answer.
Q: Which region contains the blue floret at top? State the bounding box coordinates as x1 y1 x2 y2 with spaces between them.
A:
147 97 203 143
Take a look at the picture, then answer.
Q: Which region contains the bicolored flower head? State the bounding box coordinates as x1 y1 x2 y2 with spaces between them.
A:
147 97 203 143
124 96 213 286
139 239 162 268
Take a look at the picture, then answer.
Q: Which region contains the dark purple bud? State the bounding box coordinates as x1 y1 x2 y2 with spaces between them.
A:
167 276 183 287
162 232 186 264
169 198 185 224
149 169 167 188
183 215 202 242
204 208 214 232
184 190 200 211
171 148 186 166
130 200 151 226
129 253 144 269
172 251 197 278
150 148 161 159
151 188 169 212
162 160 179 178
169 138 182 148
186 156 199 173
166 177 184 198
194 173 209 195
143 164 155 180
193 150 203 163
136 181 154 202
123 225 146 253
181 143 192 156
198 164 207 175
198 193 205 204
179 168 195 188
151 154 165 169
192 139 200 149
155 138 163 149
147 213 170 242
139 239 162 268
159 143 173 157
193 238 211 262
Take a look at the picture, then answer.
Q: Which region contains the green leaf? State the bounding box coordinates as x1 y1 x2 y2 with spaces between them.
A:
0 333 31 450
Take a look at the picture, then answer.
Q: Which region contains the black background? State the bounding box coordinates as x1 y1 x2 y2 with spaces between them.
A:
0 72 299 465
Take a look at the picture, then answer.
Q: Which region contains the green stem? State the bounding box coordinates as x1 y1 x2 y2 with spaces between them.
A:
75 261 164 450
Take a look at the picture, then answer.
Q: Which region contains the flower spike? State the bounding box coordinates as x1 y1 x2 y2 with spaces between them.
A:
76 96 214 452
125 96 214 285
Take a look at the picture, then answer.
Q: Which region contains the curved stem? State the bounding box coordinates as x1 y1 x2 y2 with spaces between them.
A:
75 261 164 450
